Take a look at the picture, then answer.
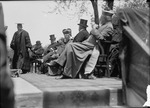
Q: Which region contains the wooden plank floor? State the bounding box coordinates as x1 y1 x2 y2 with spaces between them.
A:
19 73 122 92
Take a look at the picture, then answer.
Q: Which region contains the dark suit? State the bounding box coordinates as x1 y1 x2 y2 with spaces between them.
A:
73 29 89 42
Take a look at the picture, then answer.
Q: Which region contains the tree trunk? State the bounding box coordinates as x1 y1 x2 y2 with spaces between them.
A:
90 0 99 24
147 0 150 7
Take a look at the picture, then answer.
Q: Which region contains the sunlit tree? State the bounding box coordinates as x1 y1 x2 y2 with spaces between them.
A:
45 0 115 25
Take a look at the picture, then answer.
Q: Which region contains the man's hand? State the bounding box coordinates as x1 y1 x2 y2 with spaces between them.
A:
28 48 31 52
90 24 99 36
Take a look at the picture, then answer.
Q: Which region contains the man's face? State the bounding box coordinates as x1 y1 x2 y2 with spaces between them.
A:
64 33 70 40
17 25 22 31
50 38 55 44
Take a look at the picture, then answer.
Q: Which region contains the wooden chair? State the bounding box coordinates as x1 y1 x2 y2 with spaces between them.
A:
94 40 119 77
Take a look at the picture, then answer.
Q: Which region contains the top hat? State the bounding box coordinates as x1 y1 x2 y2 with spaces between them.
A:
36 40 42 45
16 23 24 26
49 34 56 40
102 9 114 17
78 19 88 27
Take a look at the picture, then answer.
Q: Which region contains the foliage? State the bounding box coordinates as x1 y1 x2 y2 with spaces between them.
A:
45 0 92 20
118 0 149 9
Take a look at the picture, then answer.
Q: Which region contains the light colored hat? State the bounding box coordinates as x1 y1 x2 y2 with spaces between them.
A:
62 29 70 34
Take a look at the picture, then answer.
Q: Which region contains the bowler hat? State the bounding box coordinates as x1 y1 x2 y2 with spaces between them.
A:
36 40 42 45
78 19 88 27
49 34 56 40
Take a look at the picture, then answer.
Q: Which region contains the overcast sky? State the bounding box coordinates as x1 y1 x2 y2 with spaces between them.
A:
2 1 98 47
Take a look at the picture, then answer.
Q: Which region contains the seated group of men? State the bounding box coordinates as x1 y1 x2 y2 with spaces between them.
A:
29 9 119 79
30 19 90 74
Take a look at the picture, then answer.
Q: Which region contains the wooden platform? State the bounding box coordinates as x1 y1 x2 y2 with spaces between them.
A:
13 73 124 108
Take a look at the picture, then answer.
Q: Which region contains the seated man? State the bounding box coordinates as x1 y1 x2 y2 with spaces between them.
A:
43 34 58 63
73 19 90 42
30 40 44 73
49 9 114 79
31 40 44 58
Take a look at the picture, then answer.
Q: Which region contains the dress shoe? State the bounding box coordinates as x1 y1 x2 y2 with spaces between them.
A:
84 73 96 79
55 75 71 79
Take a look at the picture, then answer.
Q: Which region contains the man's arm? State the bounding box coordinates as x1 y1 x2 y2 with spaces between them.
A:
25 32 32 49
10 33 16 50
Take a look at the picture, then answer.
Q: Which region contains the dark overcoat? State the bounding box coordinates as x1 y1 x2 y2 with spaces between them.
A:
73 29 89 42
10 30 32 72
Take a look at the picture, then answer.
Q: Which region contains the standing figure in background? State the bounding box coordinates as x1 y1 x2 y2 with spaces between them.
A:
73 19 89 42
10 23 32 74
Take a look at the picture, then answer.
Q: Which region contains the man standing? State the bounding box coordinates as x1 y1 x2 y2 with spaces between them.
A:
73 19 89 42
10 23 32 73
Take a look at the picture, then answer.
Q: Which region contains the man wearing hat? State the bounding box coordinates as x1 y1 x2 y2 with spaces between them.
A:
30 40 44 73
10 23 32 74
30 40 44 59
73 19 89 42
44 35 59 60
44 34 57 55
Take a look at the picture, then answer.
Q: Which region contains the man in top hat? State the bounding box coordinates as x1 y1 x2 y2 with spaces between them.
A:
73 19 89 42
30 40 44 73
30 40 44 58
44 34 57 55
10 23 32 73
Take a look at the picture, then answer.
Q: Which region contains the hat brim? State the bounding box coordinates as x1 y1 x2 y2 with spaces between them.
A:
49 38 56 40
78 24 88 27
36 43 42 45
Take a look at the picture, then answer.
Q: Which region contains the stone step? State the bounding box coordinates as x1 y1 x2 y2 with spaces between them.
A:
14 73 124 108
43 88 124 108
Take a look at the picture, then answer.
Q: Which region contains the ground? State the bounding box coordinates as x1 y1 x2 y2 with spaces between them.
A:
13 73 123 108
